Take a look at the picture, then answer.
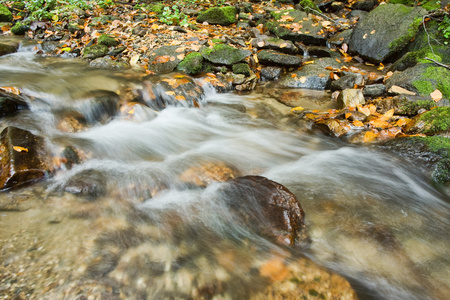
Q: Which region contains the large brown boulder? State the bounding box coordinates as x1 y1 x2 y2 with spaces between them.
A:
0 126 52 189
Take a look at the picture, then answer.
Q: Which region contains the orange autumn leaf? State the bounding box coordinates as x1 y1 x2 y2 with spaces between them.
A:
345 112 352 119
259 258 290 282
382 108 395 119
175 95 186 101
318 73 326 78
353 120 364 127
395 118 411 126
368 104 377 115
363 131 378 143
430 89 442 102
357 105 371 116
0 86 20 95
369 118 390 129
303 61 314 65
154 56 170 63
291 73 297 78
13 146 28 153
304 113 317 120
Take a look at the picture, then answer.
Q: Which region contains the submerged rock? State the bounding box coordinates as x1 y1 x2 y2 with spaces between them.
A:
337 89 365 108
0 126 52 190
0 42 18 56
0 89 29 117
82 44 109 59
64 169 107 201
222 175 306 246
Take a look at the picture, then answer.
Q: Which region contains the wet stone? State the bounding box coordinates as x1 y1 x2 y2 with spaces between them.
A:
260 66 282 81
147 45 185 74
337 89 365 108
363 84 387 98
257 50 302 68
0 43 18 56
252 35 298 54
0 126 52 190
221 175 306 246
0 89 29 117
64 169 107 201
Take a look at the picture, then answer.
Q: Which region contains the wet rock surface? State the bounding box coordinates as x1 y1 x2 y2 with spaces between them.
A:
0 127 52 190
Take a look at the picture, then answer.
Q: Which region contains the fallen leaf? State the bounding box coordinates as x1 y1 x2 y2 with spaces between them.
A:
13 146 28 153
0 86 20 95
279 43 288 48
154 56 170 63
130 54 140 66
165 91 175 96
290 106 305 113
370 30 376 34
357 105 371 116
369 118 390 129
363 131 378 143
395 118 411 126
353 120 364 127
345 112 352 119
363 33 368 39
382 108 395 119
318 73 326 78
303 61 314 65
177 53 185 60
291 73 297 78
257 41 265 47
299 76 307 83
342 43 348 53
430 89 442 102
175 95 186 101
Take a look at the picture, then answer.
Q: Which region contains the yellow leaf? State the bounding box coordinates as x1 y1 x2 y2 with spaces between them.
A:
52 14 58 22
363 131 378 143
13 146 28 153
345 112 352 119
303 61 314 65
382 108 395 119
279 43 288 48
305 113 317 120
290 106 305 113
151 24 159 30
377 63 384 71
165 91 175 96
175 95 186 101
370 30 376 34
430 89 442 102
299 76 307 83
352 120 364 127
357 105 371 116
0 87 20 95
61 47 71 52
395 118 411 126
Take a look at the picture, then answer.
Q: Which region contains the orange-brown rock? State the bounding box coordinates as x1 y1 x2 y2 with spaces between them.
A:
180 161 238 187
0 126 52 189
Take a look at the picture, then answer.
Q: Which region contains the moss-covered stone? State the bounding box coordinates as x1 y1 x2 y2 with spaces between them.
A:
83 44 109 59
414 107 450 135
97 34 119 47
12 2 26 10
196 6 237 26
177 52 205 76
388 16 423 51
270 9 307 22
200 44 251 66
397 99 436 115
298 0 321 13
148 3 164 14
388 0 441 10
412 66 450 99
232 63 251 76
11 22 29 35
0 4 12 22
0 43 18 56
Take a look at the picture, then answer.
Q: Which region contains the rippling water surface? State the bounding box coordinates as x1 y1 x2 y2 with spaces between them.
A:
0 42 449 300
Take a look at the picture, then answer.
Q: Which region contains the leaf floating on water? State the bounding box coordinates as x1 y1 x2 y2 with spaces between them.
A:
13 146 28 153
353 120 364 127
430 89 442 102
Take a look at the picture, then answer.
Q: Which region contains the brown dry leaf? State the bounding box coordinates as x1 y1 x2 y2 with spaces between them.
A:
363 131 378 143
357 105 371 116
318 73 326 78
353 120 364 127
1 24 10 32
279 43 288 48
13 146 28 153
111 19 121 28
430 89 443 102
322 20 332 27
175 47 185 53
259 258 290 282
171 41 182 46
368 72 379 81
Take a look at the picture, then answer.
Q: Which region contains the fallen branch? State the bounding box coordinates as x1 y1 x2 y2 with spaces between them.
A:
424 57 450 69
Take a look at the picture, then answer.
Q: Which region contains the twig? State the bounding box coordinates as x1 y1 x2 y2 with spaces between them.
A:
424 57 450 69
307 8 337 24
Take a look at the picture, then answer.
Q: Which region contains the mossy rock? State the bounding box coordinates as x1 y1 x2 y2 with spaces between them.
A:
232 63 251 76
0 43 18 56
11 22 29 35
265 20 327 46
386 64 450 100
297 0 321 12
270 9 307 22
148 3 164 14
98 34 120 47
83 44 109 60
177 52 205 76
381 135 450 185
387 0 441 10
348 4 427 63
395 97 437 115
390 20 450 71
0 4 12 22
406 107 450 135
196 6 237 26
200 44 251 66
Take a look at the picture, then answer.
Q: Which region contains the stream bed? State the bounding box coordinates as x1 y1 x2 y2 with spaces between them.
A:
0 40 449 300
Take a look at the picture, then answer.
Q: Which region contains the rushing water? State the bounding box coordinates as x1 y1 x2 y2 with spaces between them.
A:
0 40 449 300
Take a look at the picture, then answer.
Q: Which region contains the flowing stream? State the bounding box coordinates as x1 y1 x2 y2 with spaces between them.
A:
0 40 449 300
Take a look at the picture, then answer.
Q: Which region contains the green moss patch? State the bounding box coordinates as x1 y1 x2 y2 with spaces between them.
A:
412 66 450 99
177 52 204 76
0 4 12 22
196 6 237 26
417 107 450 135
